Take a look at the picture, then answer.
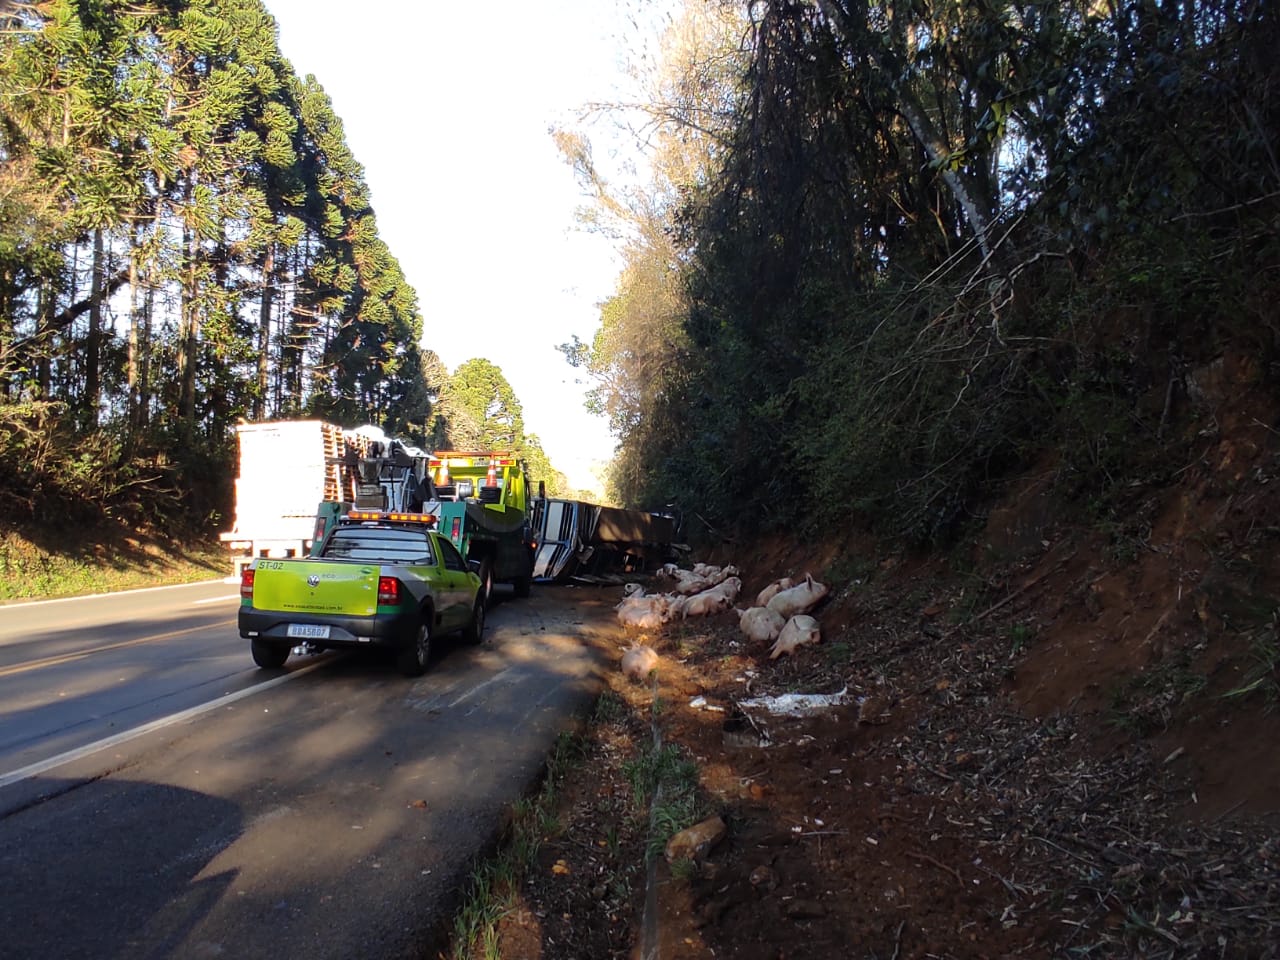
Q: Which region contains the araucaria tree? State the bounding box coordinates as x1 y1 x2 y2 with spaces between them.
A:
0 0 432 523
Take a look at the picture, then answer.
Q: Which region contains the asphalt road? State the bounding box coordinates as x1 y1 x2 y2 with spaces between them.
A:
0 580 617 959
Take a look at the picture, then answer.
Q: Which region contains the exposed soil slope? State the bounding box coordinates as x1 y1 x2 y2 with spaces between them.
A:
482 359 1280 959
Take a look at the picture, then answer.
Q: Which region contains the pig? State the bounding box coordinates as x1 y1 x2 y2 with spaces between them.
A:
621 644 660 680
765 574 829 619
665 594 689 619
616 594 671 629
681 590 735 618
738 605 786 644
674 576 714 596
768 615 821 659
701 576 742 604
754 576 794 608
702 564 739 585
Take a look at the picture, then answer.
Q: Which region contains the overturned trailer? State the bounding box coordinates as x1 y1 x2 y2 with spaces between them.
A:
531 498 679 582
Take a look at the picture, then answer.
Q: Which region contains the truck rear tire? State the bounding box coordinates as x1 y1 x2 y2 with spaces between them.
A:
397 618 432 677
251 638 290 669
478 559 494 608
513 576 531 598
462 595 486 645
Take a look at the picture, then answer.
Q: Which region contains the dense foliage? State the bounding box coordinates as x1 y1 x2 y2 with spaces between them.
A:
571 0 1280 543
5 0 1277 540
0 0 429 526
426 356 570 496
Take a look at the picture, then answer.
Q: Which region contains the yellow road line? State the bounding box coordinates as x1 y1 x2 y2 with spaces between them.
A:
0 619 237 679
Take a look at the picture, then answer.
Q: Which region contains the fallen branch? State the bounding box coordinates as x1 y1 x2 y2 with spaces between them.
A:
906 850 964 887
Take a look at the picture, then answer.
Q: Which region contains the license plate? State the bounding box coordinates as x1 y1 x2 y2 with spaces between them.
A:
287 623 330 639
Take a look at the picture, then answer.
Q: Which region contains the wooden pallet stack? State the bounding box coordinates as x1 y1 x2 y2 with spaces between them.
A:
321 422 344 504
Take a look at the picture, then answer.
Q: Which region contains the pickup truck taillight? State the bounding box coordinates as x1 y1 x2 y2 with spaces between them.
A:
240 568 255 599
378 576 401 605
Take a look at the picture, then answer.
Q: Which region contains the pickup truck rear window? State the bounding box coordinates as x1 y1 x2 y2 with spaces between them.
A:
322 527 436 564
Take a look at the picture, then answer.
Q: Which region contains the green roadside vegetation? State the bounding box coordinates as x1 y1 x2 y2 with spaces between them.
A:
448 689 709 960
0 528 227 603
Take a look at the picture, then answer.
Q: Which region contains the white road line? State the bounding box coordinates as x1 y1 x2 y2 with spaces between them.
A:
193 594 241 605
1 579 226 609
447 667 517 708
0 659 329 790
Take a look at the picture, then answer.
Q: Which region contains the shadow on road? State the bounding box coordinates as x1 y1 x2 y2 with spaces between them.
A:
0 777 241 960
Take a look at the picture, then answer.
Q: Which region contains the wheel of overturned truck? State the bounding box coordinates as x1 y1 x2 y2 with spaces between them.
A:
251 638 290 669
462 594 486 645
397 617 432 676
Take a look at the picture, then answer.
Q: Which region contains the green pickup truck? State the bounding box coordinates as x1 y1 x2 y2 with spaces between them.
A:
238 510 485 676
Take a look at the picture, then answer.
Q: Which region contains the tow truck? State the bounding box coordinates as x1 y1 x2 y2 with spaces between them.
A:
238 509 485 676
427 451 537 601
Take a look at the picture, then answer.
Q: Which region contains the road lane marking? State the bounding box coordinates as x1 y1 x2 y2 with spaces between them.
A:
193 594 241 605
447 667 517 708
0 619 237 678
0 659 330 789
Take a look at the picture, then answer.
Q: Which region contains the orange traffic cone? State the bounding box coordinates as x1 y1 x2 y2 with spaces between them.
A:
485 460 498 487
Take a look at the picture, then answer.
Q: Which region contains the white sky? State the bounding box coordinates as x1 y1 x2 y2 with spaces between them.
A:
263 0 662 497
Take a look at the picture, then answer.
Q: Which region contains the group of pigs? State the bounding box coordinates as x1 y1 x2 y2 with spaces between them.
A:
615 562 830 670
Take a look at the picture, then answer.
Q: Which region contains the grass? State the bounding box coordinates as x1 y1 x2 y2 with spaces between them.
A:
0 528 228 602
825 553 875 588
1220 616 1280 707
1007 623 1036 656
621 739 707 860
1107 653 1208 736
450 729 588 960
621 742 695 811
945 575 994 626
824 640 852 666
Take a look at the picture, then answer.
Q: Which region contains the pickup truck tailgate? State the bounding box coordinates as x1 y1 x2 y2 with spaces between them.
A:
250 560 380 616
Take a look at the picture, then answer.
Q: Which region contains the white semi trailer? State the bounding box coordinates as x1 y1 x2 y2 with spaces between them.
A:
218 420 347 577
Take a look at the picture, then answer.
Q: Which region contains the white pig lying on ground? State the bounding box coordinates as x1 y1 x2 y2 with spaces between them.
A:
681 590 735 618
674 576 714 596
738 605 786 644
693 562 738 581
616 594 671 629
701 576 742 604
621 644 660 680
765 575 829 619
659 562 740 594
754 576 794 608
768 614 821 658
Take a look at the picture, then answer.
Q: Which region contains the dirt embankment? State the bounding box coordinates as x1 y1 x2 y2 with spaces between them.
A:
480 360 1280 959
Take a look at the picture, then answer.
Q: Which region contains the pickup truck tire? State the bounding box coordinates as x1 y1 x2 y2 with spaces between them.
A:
251 638 290 669
462 595 486 645
397 617 432 677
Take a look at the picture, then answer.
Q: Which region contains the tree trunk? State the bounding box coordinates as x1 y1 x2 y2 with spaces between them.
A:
36 278 52 399
0 265 11 402
255 244 274 420
814 0 994 261
139 281 153 430
84 227 105 428
178 181 200 430
127 243 140 436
